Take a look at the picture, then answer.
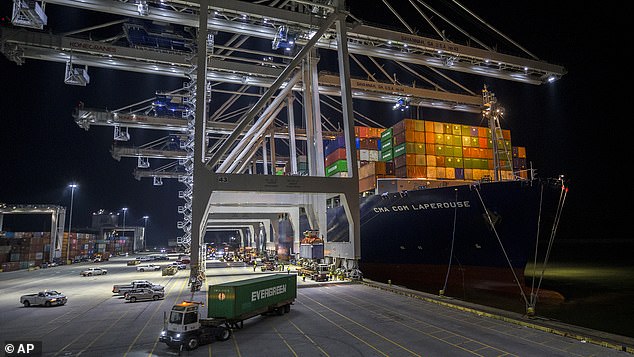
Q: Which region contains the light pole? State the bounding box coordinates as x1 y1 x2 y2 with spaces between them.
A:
66 183 78 263
142 215 149 252
121 207 128 237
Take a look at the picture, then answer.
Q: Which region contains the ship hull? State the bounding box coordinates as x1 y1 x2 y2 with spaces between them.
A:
327 179 563 298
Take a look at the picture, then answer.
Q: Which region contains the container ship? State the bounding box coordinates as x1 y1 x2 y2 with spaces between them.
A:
321 88 567 303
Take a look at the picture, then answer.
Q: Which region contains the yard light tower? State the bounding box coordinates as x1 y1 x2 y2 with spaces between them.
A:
121 207 128 239
66 183 78 262
142 215 149 251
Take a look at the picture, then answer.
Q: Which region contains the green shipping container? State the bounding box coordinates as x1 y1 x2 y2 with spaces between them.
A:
208 274 297 320
381 148 393 161
393 143 406 157
326 160 348 176
380 127 393 142
381 138 393 151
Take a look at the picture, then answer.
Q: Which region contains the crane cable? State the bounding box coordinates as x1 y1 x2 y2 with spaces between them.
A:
474 186 530 308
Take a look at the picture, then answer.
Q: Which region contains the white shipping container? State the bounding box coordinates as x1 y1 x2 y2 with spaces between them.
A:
368 150 379 161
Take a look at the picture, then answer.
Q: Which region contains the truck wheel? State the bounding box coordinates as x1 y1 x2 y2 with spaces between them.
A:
284 304 291 313
215 327 232 341
45 301 51 307
23 301 30 307
185 337 199 350
130 297 137 302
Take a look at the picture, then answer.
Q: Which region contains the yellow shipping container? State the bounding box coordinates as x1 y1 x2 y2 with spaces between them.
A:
445 167 456 179
426 155 437 166
414 120 425 132
427 166 438 179
434 122 444 133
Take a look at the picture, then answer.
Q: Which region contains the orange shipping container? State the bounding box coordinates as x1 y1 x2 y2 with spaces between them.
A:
407 165 426 178
425 121 435 132
425 132 436 143
425 144 436 155
414 131 425 143
359 175 377 193
478 127 488 137
358 126 369 138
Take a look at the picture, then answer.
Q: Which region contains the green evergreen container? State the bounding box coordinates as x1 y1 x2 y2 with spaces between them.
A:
326 160 348 176
208 274 297 320
380 127 393 142
381 148 393 161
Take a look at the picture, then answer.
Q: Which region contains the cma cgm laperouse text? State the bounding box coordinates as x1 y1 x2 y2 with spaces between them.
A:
326 178 566 299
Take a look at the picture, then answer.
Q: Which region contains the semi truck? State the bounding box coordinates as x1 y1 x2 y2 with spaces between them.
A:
159 274 297 350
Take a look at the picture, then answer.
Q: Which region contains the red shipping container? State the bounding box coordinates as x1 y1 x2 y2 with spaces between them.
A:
325 148 346 166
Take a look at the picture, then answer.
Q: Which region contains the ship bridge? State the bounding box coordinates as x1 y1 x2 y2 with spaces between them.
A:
1 0 566 279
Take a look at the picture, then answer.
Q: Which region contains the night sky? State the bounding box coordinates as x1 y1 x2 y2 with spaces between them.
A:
0 2 630 247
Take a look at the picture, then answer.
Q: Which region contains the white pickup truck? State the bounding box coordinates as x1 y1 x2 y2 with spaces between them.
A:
80 267 108 276
20 290 67 307
137 264 161 272
113 280 164 297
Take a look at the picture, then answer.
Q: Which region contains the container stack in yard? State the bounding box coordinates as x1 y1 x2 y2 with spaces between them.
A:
160 274 297 351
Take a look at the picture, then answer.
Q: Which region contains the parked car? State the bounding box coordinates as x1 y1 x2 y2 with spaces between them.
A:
171 262 187 270
137 264 161 272
80 267 108 276
20 290 67 307
125 288 165 302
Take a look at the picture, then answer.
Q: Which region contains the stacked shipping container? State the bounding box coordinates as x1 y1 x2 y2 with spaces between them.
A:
0 232 54 271
323 118 528 193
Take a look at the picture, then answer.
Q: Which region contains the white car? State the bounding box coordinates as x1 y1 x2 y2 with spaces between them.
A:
170 262 187 270
137 264 161 272
81 267 108 276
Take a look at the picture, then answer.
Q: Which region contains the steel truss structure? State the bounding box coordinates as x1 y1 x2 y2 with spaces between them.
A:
1 0 566 278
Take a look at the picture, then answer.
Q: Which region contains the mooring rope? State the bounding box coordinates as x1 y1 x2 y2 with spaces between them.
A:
474 186 530 307
533 181 569 305
441 188 460 295
529 183 545 307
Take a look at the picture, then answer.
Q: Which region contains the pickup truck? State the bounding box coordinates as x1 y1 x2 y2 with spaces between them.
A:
125 288 165 302
137 264 161 272
20 290 67 307
113 280 164 297
80 267 108 276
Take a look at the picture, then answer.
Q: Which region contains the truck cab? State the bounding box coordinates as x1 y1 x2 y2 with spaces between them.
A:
160 301 230 350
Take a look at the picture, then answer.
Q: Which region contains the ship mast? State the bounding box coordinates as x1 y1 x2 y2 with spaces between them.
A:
482 86 513 182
